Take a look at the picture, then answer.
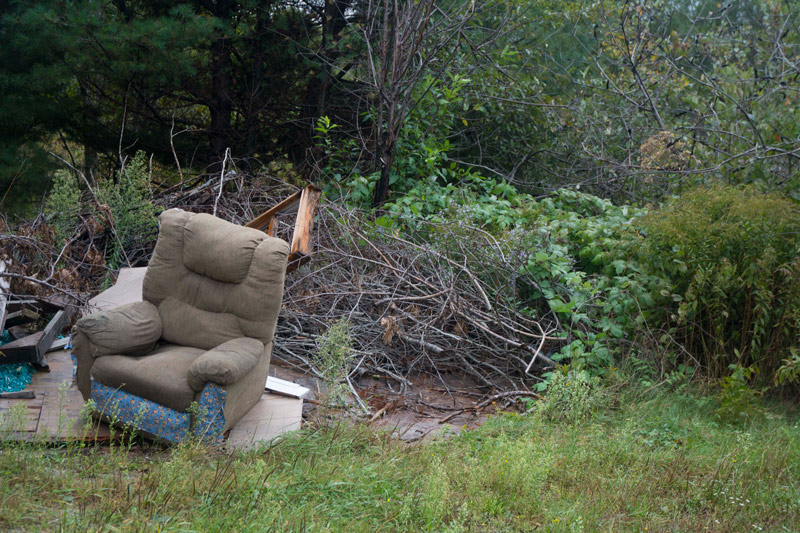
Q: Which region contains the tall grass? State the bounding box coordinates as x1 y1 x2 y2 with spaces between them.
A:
1 382 798 531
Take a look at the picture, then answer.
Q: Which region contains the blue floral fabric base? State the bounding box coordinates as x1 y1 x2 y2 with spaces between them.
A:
195 383 227 445
90 380 191 443
87 378 228 444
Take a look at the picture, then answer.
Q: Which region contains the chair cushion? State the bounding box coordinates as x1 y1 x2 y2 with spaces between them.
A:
188 337 263 391
91 344 204 412
143 209 289 349
75 301 162 357
183 213 266 284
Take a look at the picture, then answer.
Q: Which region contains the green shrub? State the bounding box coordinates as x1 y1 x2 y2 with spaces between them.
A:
534 368 603 422
633 185 800 386
716 364 765 425
97 151 158 264
44 169 81 243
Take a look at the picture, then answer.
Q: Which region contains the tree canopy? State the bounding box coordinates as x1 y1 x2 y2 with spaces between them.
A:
2 0 800 211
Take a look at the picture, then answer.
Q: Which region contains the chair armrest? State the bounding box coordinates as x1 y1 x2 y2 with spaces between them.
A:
74 301 163 357
188 337 263 391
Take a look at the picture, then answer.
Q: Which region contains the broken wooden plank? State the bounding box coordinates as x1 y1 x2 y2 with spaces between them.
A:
4 308 40 328
36 309 72 366
46 337 70 353
0 259 8 333
290 185 321 257
0 308 72 366
286 185 321 274
0 391 35 399
246 185 321 275
0 331 44 363
245 190 302 232
5 299 39 310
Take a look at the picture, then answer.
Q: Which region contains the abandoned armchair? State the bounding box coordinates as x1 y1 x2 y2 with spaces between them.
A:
72 208 289 443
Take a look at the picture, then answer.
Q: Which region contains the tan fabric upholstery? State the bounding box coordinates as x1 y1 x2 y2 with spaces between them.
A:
92 344 204 412
76 301 162 357
183 213 265 283
73 208 289 434
143 209 288 349
188 337 263 391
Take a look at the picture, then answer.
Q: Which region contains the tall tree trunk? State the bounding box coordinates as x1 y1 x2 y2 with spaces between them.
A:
295 0 351 158
243 3 271 161
371 0 396 208
79 83 98 181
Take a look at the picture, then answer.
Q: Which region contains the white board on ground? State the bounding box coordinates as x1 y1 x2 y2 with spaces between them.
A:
265 376 309 398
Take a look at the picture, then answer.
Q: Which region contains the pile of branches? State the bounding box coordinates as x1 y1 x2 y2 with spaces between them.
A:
2 175 568 394
273 202 565 393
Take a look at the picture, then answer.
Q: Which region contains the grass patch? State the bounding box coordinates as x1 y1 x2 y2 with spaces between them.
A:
1 385 798 531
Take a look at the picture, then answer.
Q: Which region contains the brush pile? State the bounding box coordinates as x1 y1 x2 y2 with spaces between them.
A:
1 175 566 394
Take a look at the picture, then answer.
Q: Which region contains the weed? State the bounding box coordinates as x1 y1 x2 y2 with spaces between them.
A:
314 318 354 406
716 364 766 425
535 368 604 422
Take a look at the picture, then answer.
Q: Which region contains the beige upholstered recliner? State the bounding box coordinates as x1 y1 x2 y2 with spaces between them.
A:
72 208 289 443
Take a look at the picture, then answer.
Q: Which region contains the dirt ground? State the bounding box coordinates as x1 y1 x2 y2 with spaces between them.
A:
271 362 507 442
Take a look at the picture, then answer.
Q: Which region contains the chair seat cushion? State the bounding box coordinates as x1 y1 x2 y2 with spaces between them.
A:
91 344 204 412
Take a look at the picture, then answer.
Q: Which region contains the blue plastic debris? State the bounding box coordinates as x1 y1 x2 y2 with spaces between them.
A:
0 329 36 392
0 362 34 393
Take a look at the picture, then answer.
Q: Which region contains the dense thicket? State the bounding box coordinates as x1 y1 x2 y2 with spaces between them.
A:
4 0 800 211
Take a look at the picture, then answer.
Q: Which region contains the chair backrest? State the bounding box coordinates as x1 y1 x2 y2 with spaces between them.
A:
142 209 289 350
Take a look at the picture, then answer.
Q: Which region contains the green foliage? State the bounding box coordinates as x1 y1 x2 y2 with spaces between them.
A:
382 181 652 377
97 151 158 264
319 74 475 206
314 318 354 405
776 349 800 387
716 364 765 425
43 170 81 243
534 368 603 422
632 185 800 385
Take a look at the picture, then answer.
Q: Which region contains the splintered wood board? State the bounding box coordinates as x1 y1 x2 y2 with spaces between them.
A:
0 259 9 332
0 308 72 366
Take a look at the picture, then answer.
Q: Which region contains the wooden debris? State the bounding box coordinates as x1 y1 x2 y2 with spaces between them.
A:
0 308 73 366
4 308 40 328
46 337 70 353
0 259 8 333
0 390 35 399
246 184 322 274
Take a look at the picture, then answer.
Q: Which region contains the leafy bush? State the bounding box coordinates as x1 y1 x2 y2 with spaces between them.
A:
534 368 603 422
716 364 765 425
97 151 158 265
44 169 81 243
632 185 800 387
384 183 651 377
